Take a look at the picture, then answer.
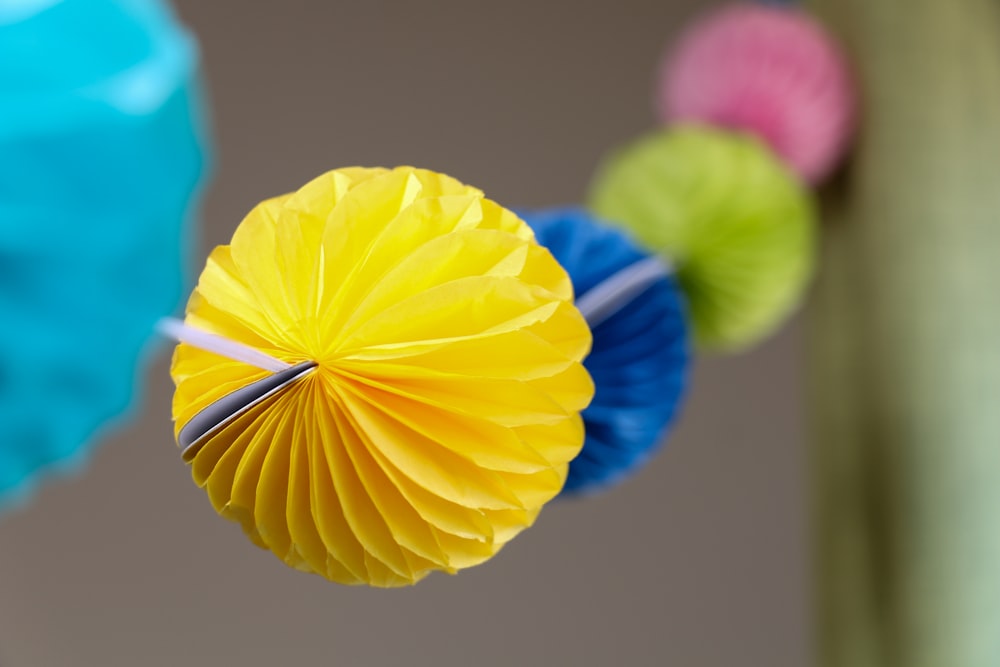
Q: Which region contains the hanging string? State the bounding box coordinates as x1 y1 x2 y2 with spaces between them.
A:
575 256 674 328
156 317 291 372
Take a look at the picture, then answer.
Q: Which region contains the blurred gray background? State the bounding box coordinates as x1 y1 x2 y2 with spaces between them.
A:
0 1 811 664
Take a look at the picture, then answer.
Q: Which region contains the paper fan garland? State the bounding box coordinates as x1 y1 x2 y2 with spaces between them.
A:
0 0 211 506
658 3 855 183
588 125 816 351
168 167 594 587
519 208 689 495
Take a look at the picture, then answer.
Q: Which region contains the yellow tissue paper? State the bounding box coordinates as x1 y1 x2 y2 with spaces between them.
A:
169 167 594 587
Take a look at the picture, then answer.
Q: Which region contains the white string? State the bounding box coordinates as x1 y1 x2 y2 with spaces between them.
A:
575 256 673 329
156 317 291 372
159 257 670 368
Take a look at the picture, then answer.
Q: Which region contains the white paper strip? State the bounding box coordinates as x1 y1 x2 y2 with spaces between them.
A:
575 256 673 328
177 361 317 459
156 317 291 372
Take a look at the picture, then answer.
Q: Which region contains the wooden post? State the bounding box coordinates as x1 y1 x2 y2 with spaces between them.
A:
808 1 1000 665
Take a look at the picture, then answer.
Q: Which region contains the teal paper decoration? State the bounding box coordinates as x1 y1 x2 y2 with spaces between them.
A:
0 0 212 506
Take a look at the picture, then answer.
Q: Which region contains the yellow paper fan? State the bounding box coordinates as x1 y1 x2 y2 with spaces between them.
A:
168 167 594 587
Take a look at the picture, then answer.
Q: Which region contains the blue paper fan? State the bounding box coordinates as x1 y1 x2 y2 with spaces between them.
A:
520 208 690 495
0 0 211 506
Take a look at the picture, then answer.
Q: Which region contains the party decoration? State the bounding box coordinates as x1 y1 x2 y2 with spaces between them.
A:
0 0 211 506
520 208 689 495
169 167 594 587
658 3 855 183
588 125 816 351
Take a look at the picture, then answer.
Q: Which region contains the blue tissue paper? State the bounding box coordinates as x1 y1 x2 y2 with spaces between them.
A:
521 208 690 495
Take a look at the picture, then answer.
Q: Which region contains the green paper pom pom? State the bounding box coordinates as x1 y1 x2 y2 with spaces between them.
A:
587 125 816 351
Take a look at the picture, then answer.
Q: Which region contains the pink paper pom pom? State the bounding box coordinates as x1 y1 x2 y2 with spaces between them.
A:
658 3 855 183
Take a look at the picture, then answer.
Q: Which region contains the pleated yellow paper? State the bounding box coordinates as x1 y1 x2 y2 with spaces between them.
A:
170 167 594 587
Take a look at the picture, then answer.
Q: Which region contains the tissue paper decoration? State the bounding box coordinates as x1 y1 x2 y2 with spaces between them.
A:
520 208 689 495
0 0 210 507
658 3 855 183
169 167 594 587
588 126 816 351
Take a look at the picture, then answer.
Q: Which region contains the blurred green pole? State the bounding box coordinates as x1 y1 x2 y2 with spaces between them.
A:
808 1 1000 666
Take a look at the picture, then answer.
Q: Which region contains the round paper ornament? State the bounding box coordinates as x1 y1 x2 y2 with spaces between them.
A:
168 167 594 587
658 3 855 183
0 0 211 506
588 125 816 351
519 208 690 495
